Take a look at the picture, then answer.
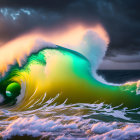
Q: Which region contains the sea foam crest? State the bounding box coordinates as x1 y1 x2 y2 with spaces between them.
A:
1 115 140 140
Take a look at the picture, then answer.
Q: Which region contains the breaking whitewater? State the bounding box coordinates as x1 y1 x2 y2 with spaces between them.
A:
0 28 140 140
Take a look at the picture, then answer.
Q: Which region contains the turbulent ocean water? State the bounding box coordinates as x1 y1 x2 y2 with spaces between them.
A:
0 45 140 140
0 26 140 140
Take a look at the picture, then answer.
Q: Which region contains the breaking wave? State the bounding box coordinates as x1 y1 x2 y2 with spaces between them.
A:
0 25 140 139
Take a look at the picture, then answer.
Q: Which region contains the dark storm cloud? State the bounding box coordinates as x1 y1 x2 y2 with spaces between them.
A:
0 0 140 58
0 8 62 42
0 0 77 9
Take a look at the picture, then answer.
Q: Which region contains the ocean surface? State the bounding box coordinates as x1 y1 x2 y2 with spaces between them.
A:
97 70 140 84
0 44 140 140
0 69 140 140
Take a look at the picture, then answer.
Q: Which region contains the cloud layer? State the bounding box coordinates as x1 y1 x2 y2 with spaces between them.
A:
0 0 139 69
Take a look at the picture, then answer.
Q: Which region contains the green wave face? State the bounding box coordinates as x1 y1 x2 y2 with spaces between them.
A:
0 47 139 110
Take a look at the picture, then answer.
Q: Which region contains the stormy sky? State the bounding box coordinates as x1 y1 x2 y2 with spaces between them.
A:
0 0 140 69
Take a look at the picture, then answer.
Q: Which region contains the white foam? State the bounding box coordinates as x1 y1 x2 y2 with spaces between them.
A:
1 115 140 140
91 122 119 134
78 30 107 71
71 30 119 85
90 123 140 140
94 72 121 86
0 35 57 76
0 115 78 139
